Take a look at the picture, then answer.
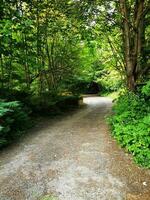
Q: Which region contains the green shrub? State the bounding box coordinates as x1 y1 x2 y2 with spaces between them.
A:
0 93 80 148
30 94 80 116
56 95 80 110
109 91 150 168
97 70 122 94
142 80 150 97
0 101 31 148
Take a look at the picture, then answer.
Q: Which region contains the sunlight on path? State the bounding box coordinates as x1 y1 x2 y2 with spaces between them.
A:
83 96 112 105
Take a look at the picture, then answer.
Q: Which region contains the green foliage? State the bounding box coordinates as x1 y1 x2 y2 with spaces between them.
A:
97 70 122 94
0 92 79 148
0 0 123 99
142 81 150 97
109 91 150 168
0 100 31 148
30 94 80 115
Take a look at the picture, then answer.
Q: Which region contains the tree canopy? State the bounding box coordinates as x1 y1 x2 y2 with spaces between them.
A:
0 0 149 95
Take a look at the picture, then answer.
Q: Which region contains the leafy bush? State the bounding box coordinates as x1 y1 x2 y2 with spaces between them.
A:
0 93 80 148
62 77 100 95
109 91 150 168
142 80 150 97
56 95 80 110
0 101 31 148
97 70 122 94
30 94 80 115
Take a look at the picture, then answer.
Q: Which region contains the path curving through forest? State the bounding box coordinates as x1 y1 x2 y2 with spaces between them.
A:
0 97 150 200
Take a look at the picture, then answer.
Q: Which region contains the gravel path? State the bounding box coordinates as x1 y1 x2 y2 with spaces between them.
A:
0 97 150 200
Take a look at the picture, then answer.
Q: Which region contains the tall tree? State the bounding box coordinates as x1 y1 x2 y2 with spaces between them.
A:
118 0 149 90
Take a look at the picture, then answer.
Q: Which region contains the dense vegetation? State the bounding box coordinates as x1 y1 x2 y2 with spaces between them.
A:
0 0 150 167
0 101 31 147
109 83 150 167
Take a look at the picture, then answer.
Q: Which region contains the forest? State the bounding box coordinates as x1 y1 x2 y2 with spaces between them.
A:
0 0 150 168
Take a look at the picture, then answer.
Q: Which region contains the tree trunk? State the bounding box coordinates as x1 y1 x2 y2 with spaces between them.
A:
119 0 146 91
127 74 136 91
24 34 30 90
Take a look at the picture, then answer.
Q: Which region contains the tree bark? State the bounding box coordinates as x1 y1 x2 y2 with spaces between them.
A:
119 0 146 91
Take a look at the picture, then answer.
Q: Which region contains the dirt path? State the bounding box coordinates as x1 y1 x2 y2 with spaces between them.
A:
0 97 150 200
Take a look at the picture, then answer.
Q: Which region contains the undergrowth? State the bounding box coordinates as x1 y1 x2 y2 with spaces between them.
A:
0 94 80 148
0 101 31 148
108 81 150 168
